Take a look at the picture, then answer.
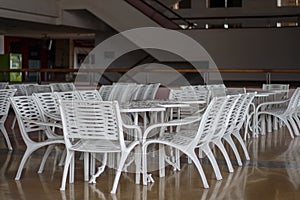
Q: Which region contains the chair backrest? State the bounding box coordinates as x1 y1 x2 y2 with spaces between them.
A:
24 84 52 96
77 90 103 101
0 82 8 89
286 87 300 114
226 88 246 95
209 87 226 98
109 84 140 103
211 94 241 139
193 96 228 146
262 83 289 100
144 83 160 100
33 92 60 120
7 84 27 96
50 83 76 92
169 88 200 101
206 84 226 90
224 93 255 135
135 83 160 101
0 89 17 122
10 96 48 142
262 84 289 91
54 91 81 101
99 85 113 101
59 100 125 148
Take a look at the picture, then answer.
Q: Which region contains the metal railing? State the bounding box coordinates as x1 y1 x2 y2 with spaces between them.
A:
1 68 300 86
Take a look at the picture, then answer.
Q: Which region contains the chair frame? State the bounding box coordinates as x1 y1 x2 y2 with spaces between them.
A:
59 100 141 194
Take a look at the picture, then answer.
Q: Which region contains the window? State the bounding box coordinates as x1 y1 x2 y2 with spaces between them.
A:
277 0 299 6
209 0 242 8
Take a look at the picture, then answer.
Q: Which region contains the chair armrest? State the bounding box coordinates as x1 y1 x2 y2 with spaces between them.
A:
142 115 202 143
122 123 142 141
256 99 290 111
22 118 63 129
43 112 61 122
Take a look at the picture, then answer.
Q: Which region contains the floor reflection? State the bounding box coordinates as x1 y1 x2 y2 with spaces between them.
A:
2 116 300 199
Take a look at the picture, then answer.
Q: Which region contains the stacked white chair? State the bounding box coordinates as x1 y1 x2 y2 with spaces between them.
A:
8 83 34 130
50 83 76 92
135 83 160 101
109 83 140 103
226 87 246 95
222 93 256 166
24 84 52 96
54 91 81 101
142 96 230 188
33 92 61 123
262 84 290 132
0 89 17 150
0 82 8 89
180 85 211 113
98 85 113 101
256 87 300 138
77 90 103 101
10 96 64 180
58 100 141 193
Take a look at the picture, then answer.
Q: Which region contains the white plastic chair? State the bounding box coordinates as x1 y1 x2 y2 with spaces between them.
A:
256 87 300 139
142 96 230 188
8 84 33 130
222 93 256 166
50 83 76 92
262 84 290 132
226 87 246 95
33 92 61 123
10 96 64 180
7 84 28 96
77 90 103 101
0 89 17 150
98 85 113 101
109 84 140 103
169 87 209 118
179 85 211 113
54 91 81 101
58 100 141 194
135 83 161 101
24 84 52 96
0 82 8 89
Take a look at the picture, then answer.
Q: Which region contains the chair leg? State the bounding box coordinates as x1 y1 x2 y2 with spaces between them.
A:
90 153 96 176
38 145 55 173
84 152 89 181
58 148 67 166
0 124 13 151
89 153 107 184
110 152 130 194
60 151 74 191
11 116 16 130
213 139 234 173
283 119 295 139
69 153 75 183
292 114 300 131
267 115 272 133
142 144 149 186
273 117 278 130
15 147 37 180
233 132 250 160
223 135 243 166
186 151 209 189
288 117 300 136
202 144 223 180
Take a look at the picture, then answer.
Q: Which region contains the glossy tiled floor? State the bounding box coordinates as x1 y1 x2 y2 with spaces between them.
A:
1 112 300 200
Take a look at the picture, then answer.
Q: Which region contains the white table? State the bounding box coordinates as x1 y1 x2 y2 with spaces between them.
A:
120 100 193 183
